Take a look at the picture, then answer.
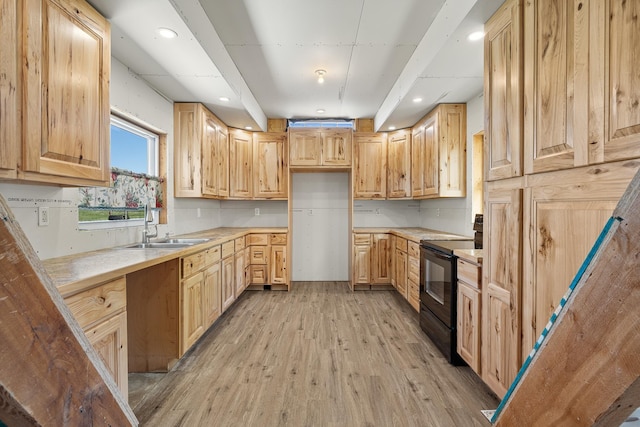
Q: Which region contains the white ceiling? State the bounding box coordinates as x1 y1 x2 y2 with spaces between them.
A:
88 0 504 131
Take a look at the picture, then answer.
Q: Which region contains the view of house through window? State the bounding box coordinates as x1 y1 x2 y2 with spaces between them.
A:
78 115 162 226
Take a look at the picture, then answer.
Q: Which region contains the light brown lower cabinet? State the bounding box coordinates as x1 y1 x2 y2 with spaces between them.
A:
181 272 205 352
270 244 287 284
221 254 235 311
394 246 408 297
63 276 128 397
203 261 222 326
456 256 482 374
407 241 420 312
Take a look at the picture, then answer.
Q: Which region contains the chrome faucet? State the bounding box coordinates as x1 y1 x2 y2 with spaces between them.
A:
142 203 158 243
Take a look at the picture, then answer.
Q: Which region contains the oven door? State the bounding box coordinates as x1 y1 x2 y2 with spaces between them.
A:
420 246 455 328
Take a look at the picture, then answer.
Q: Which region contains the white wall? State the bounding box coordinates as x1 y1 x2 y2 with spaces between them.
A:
419 93 484 237
353 200 421 227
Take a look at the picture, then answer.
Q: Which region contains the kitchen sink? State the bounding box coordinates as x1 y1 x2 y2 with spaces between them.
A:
124 238 210 249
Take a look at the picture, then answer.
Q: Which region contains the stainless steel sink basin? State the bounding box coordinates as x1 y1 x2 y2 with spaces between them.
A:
125 242 194 249
158 238 210 244
124 238 210 249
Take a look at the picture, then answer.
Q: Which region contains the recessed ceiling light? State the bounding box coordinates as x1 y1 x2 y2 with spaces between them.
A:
219 97 230 102
388 126 396 131
315 69 326 84
467 31 485 41
156 27 178 39
316 109 325 114
413 97 423 103
245 126 253 130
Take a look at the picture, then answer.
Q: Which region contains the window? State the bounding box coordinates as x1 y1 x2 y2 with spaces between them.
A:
78 115 164 228
288 119 354 129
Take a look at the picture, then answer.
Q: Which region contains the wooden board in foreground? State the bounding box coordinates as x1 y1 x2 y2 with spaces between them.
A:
0 194 137 426
493 171 640 426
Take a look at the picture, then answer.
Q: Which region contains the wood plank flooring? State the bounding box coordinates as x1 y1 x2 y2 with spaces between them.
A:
129 282 498 426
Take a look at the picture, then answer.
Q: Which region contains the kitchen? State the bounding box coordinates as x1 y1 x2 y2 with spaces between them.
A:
1 0 639 426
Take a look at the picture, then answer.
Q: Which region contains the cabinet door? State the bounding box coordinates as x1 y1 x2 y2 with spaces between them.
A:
371 234 392 284
422 114 439 197
457 281 481 374
411 126 425 197
221 256 235 312
235 249 245 295
253 132 288 199
407 255 420 312
394 247 408 297
203 261 221 327
22 0 110 185
523 180 624 354
524 0 598 173
84 311 128 398
604 0 640 162
353 133 387 199
387 130 411 199
482 184 522 399
289 130 321 166
217 125 230 198
270 245 287 285
353 244 371 284
484 0 523 181
181 273 205 352
174 103 202 197
229 129 253 198
437 104 466 197
0 0 18 180
322 129 352 166
201 110 218 196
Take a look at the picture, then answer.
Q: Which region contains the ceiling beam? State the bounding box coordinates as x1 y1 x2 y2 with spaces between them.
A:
374 0 478 131
169 0 268 131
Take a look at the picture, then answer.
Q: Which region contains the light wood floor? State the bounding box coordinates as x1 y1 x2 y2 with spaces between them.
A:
129 282 498 426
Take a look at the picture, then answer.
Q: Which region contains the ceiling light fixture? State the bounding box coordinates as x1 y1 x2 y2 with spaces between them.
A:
467 31 485 41
388 126 396 131
413 97 423 103
245 126 253 130
219 97 230 102
316 109 325 114
315 69 326 84
156 27 178 39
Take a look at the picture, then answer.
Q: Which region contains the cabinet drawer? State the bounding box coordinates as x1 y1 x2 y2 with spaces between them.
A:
354 234 372 245
182 251 206 278
408 241 420 258
221 240 235 259
235 237 246 251
64 277 126 330
408 257 420 283
269 233 287 245
250 246 268 264
250 265 268 284
395 237 408 252
247 234 268 245
205 245 221 264
457 258 481 289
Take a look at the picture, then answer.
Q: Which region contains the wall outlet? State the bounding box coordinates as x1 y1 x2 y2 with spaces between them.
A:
375 208 380 215
38 206 49 226
197 208 201 218
255 208 260 216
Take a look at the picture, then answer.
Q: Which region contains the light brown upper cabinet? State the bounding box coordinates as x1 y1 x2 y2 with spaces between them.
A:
387 129 412 199
229 129 253 199
412 104 467 199
174 103 229 198
253 132 288 199
20 0 111 186
353 132 387 199
484 0 523 181
202 109 229 198
524 0 640 174
0 0 18 180
289 128 352 168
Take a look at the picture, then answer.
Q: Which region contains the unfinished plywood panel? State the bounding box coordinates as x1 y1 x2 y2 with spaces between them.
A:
493 170 640 426
0 194 136 425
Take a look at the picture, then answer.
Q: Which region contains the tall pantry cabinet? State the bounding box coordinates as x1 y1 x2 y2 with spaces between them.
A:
483 0 640 399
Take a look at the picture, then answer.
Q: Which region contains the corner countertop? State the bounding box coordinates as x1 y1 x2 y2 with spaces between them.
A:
353 227 472 242
43 227 287 297
454 249 483 264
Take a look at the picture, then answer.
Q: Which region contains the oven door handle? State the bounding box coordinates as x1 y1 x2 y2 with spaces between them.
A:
425 250 453 262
